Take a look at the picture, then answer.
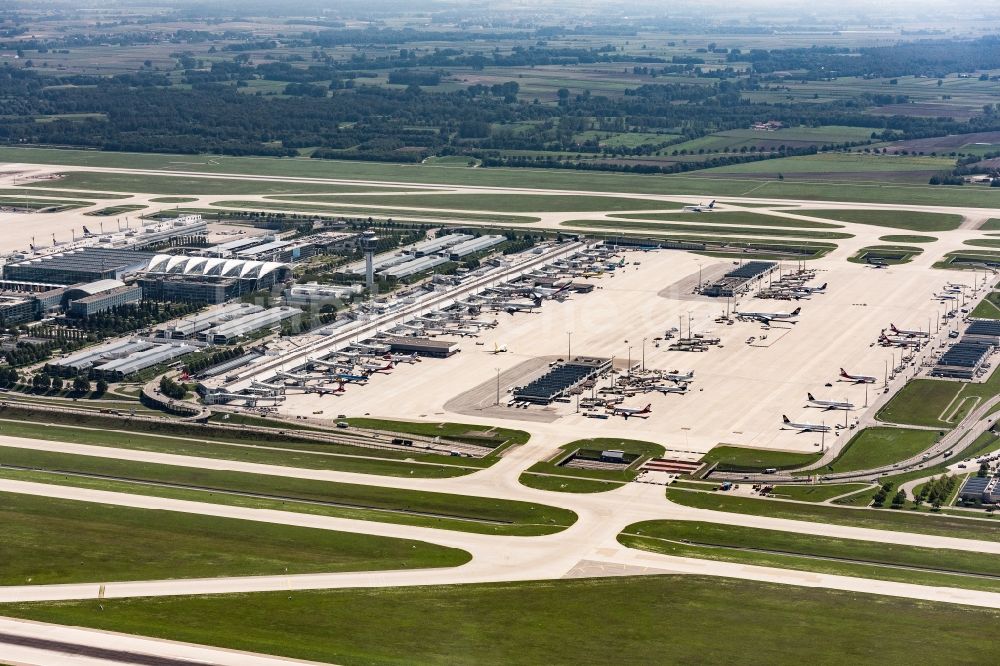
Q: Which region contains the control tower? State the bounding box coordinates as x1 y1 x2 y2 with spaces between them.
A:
360 229 378 292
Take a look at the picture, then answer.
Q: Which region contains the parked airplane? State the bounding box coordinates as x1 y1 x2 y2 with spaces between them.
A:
792 282 828 294
332 373 368 384
611 403 652 419
662 370 694 383
362 362 394 374
384 353 420 364
735 307 801 325
533 284 571 300
879 332 921 348
782 415 832 433
806 393 855 411
890 323 929 338
839 368 876 384
652 385 688 395
491 343 508 354
683 200 716 212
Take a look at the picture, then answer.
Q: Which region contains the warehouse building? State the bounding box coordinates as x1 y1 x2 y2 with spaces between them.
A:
406 234 472 257
92 342 196 379
285 283 363 308
157 303 264 339
383 336 460 358
379 255 450 279
0 294 37 325
447 235 506 260
199 306 301 344
48 339 154 374
64 279 143 317
3 247 154 285
235 239 316 263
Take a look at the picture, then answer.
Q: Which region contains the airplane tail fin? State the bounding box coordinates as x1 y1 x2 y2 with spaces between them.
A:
82 225 92 235
791 307 801 316
782 415 791 423
708 200 716 208
643 404 651 412
820 283 827 290
807 392 815 401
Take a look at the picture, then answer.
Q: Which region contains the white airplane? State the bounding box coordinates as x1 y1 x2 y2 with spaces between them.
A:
652 385 688 394
879 332 921 348
533 284 571 300
491 342 508 354
449 327 480 338
384 353 420 364
791 282 828 294
735 307 801 325
611 403 652 419
839 368 876 384
683 200 716 212
361 361 393 374
806 393 855 411
662 370 694 383
890 323 929 338
782 415 831 433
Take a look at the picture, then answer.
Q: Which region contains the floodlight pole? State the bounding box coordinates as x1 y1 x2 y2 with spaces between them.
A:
567 331 572 361
642 337 647 372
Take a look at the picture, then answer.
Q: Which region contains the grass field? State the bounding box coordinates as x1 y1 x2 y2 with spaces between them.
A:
847 245 924 264
619 520 1000 593
700 445 823 472
0 196 93 211
344 417 530 447
149 196 198 203
4 147 1000 208
611 211 843 229
519 438 664 492
0 491 467 585
5 576 999 663
767 483 871 502
982 219 1000 231
936 249 1000 269
0 446 574 535
808 427 941 474
665 487 1000 541
878 234 938 243
211 200 538 223
701 153 955 175
25 172 419 196
274 193 684 213
970 292 1000 319
0 417 483 478
0 187 130 200
85 204 147 216
877 379 963 427
563 219 852 240
799 210 963 232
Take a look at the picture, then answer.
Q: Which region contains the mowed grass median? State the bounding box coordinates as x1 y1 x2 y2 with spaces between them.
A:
797 209 963 232
805 427 941 474
519 438 664 493
0 416 489 478
4 577 999 663
0 492 468 586
664 487 1000 542
619 520 1000 593
0 445 576 535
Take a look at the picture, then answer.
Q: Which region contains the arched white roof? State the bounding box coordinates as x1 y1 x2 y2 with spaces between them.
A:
143 254 289 279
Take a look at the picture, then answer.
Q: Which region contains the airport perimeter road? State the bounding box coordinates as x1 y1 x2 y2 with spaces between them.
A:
0 616 327 666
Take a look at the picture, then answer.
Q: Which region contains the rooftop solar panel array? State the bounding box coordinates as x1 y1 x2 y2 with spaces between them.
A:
725 261 777 280
513 360 607 404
